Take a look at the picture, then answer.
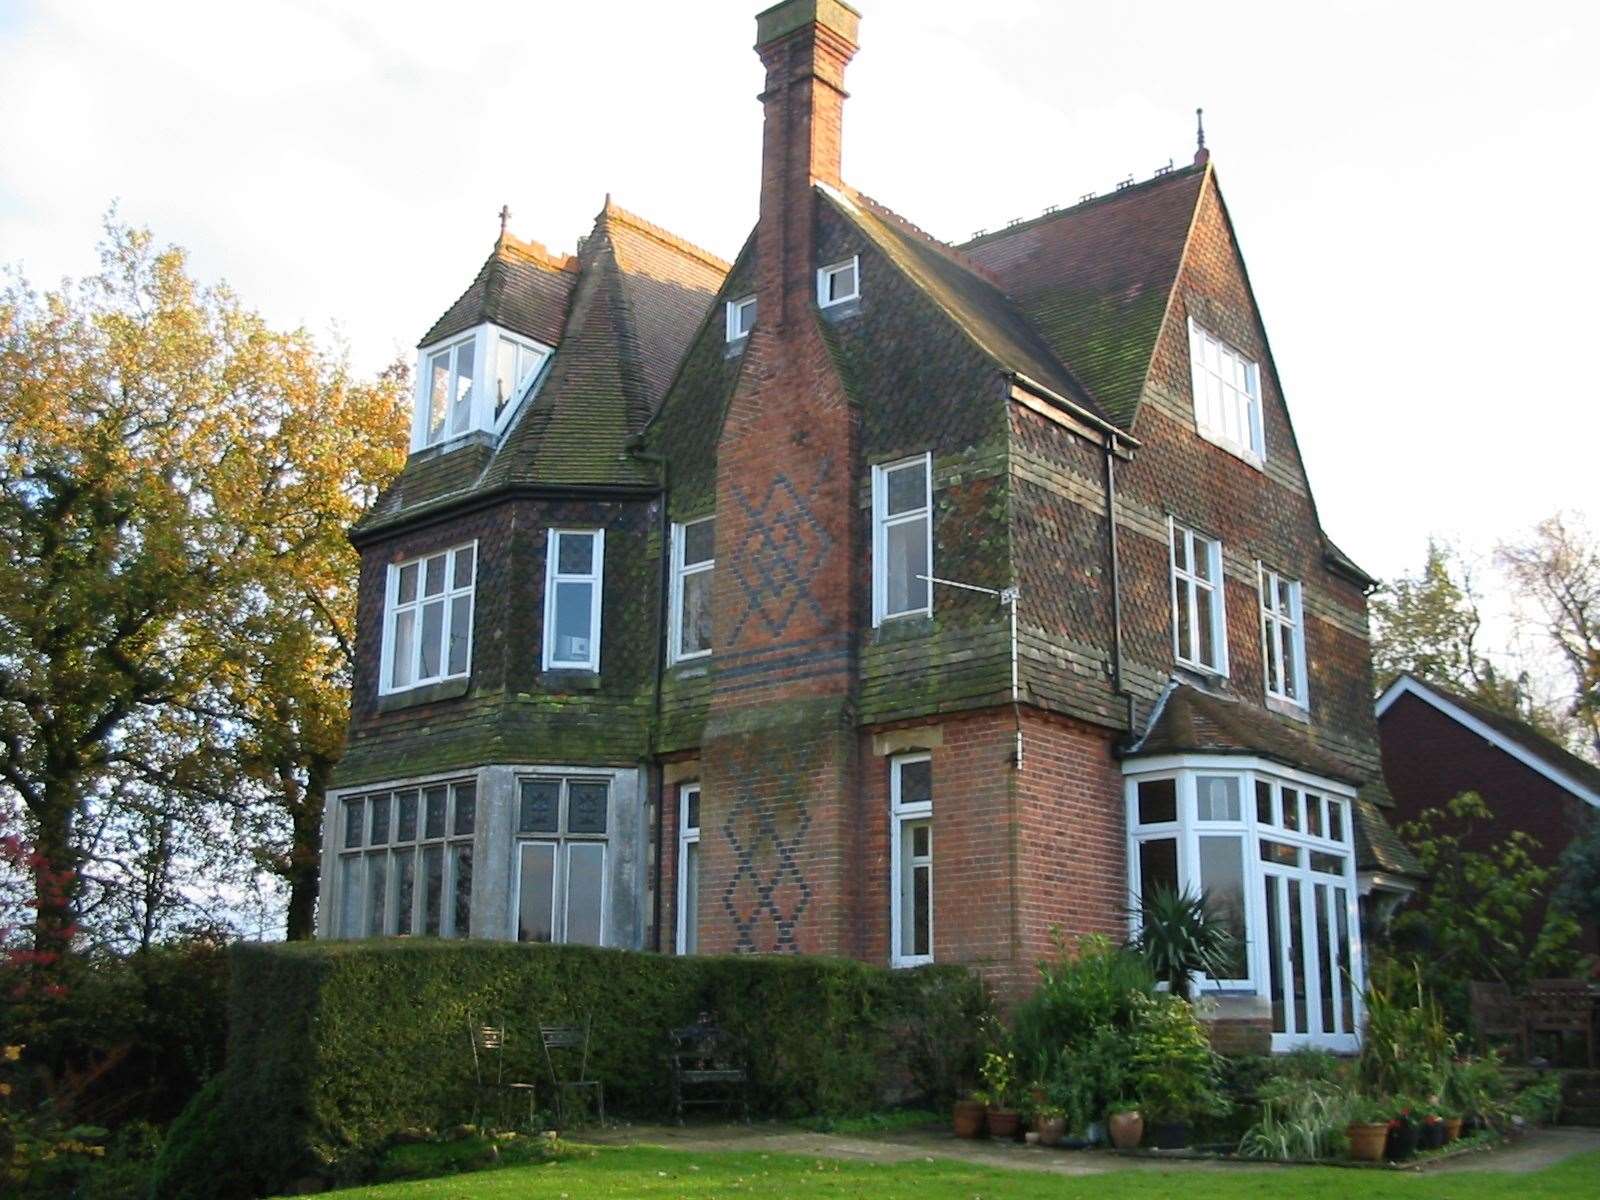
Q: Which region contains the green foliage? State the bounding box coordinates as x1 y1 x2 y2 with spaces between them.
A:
1554 815 1600 925
1388 793 1581 1033
1359 964 1457 1099
1124 993 1225 1122
1010 932 1153 1075
792 1108 939 1135
1236 1076 1357 1161
1127 887 1238 1000
149 940 988 1200
373 1133 579 1182
978 1051 1018 1111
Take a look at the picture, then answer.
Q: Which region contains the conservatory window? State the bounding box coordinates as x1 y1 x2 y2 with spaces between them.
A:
1126 762 1361 1051
336 779 476 939
513 776 611 946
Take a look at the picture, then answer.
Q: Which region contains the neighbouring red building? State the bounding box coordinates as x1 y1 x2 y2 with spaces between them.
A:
1377 674 1600 955
316 0 1421 1053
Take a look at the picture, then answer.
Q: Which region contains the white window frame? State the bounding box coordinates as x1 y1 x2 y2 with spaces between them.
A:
542 529 605 672
676 782 700 955
1169 519 1228 676
889 752 933 967
725 295 756 342
817 256 860 308
491 329 551 429
379 542 477 695
413 322 554 451
509 775 612 947
668 518 714 664
871 453 934 627
1259 564 1309 710
1187 317 1264 466
1124 756 1363 1052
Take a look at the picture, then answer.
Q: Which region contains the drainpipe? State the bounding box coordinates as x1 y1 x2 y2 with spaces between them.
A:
1102 439 1136 734
628 439 671 952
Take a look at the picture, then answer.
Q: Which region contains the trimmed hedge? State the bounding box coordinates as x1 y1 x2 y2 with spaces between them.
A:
150 940 987 1199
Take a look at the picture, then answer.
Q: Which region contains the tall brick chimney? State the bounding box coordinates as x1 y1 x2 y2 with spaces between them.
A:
754 0 860 328
695 1 864 958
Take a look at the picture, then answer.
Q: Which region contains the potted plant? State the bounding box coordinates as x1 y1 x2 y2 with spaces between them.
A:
1420 1101 1447 1151
1345 1096 1391 1162
980 1051 1021 1140
1126 992 1226 1150
1107 1101 1143 1150
952 1091 987 1139
1385 1100 1420 1162
1033 1102 1067 1147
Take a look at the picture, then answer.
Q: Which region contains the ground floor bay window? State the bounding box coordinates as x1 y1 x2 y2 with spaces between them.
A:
334 779 476 939
1124 757 1364 1052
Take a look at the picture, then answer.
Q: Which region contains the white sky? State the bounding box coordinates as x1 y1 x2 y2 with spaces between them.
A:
2 0 1596 585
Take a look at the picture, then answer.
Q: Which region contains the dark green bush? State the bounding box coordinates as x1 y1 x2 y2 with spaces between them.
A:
1010 931 1153 1080
149 940 985 1200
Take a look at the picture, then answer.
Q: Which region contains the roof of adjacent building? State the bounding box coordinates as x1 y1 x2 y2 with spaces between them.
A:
1377 673 1600 808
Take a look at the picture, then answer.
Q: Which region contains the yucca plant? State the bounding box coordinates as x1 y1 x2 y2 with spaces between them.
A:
1127 885 1239 1000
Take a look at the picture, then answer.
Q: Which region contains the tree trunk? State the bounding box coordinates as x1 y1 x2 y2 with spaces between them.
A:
283 758 330 940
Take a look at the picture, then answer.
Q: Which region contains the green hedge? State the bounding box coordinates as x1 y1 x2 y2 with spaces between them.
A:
150 940 987 1199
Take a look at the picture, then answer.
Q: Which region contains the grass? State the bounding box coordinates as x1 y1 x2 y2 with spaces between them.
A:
317 1144 1600 1199
792 1108 941 1135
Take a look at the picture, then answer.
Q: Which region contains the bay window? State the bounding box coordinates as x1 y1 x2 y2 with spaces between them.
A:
872 454 933 625
1125 760 1362 1051
669 518 714 662
1260 566 1308 709
513 776 611 946
336 779 476 938
543 529 604 671
1170 521 1226 674
890 753 933 966
383 544 475 693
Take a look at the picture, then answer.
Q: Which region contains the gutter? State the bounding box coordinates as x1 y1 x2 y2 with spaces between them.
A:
1004 369 1140 453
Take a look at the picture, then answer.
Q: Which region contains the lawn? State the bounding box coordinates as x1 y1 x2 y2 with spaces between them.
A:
319 1144 1600 1200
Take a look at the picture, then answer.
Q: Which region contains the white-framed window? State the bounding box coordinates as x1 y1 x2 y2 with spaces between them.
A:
382 543 476 694
336 778 476 939
1170 520 1227 675
669 518 714 663
1260 565 1308 709
1188 317 1263 465
1125 759 1362 1052
726 295 756 342
543 529 604 671
414 323 553 450
817 256 860 308
676 782 700 955
872 453 933 626
512 776 611 946
890 753 933 966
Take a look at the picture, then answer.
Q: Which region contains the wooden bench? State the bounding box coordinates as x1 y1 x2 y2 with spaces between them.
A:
667 1015 750 1124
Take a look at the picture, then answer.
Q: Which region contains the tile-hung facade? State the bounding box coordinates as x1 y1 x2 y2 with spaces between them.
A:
317 0 1423 1052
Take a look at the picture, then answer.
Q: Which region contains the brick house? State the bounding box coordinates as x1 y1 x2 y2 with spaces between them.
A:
1378 674 1599 955
317 0 1420 1052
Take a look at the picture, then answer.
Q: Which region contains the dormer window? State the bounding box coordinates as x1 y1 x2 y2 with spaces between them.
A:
817 256 859 307
413 323 552 452
726 295 756 342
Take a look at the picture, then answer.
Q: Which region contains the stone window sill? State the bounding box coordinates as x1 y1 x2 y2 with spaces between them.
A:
376 677 470 714
1266 694 1311 723
538 670 603 693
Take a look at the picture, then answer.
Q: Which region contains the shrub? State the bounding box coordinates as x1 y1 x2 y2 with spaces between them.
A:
1125 992 1226 1123
1359 963 1456 1099
149 940 985 1200
1011 932 1153 1076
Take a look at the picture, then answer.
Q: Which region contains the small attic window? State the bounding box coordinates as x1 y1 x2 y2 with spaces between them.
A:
413 323 553 452
817 256 859 308
423 337 476 446
726 295 756 342
494 333 549 422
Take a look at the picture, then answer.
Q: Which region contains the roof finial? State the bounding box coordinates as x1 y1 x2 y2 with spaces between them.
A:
1193 107 1209 166
498 204 511 238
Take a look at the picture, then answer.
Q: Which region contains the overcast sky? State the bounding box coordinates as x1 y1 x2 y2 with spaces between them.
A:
2 0 1595 585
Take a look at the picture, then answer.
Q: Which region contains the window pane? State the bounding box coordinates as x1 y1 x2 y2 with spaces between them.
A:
517 842 556 943
344 798 365 849
1138 837 1178 907
1260 839 1299 866
453 783 476 836
451 844 473 937
568 782 609 834
1306 794 1323 837
395 790 418 842
1335 888 1354 1034
885 516 929 614
451 340 475 434
1282 632 1299 700
1193 536 1216 583
899 817 931 958
1264 874 1285 1032
912 863 931 957
453 544 475 588
829 261 856 301
424 554 447 596
682 840 699 955
565 843 605 946
1327 799 1344 843
1198 836 1248 978
685 787 700 831
557 532 595 575
369 794 391 845
496 337 518 415
1281 788 1300 831
395 851 415 936
366 852 387 937
447 594 472 675
419 600 444 679
390 609 415 689
1173 530 1191 573
1137 778 1177 825
423 786 447 840
1255 780 1273 825
683 519 715 565
519 780 560 834
1316 883 1335 1033
1174 581 1192 661
886 461 927 516
553 580 594 662
680 568 712 655
1196 776 1240 821
428 350 450 439
339 857 363 938
1195 582 1217 668
397 562 419 605
897 758 932 807
422 845 444 935
1310 851 1346 875
1288 878 1307 1033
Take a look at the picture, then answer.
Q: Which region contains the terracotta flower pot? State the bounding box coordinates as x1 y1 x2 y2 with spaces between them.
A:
1108 1110 1143 1150
1346 1122 1388 1162
1444 1117 1463 1142
952 1100 986 1139
986 1109 1021 1139
1035 1116 1067 1147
